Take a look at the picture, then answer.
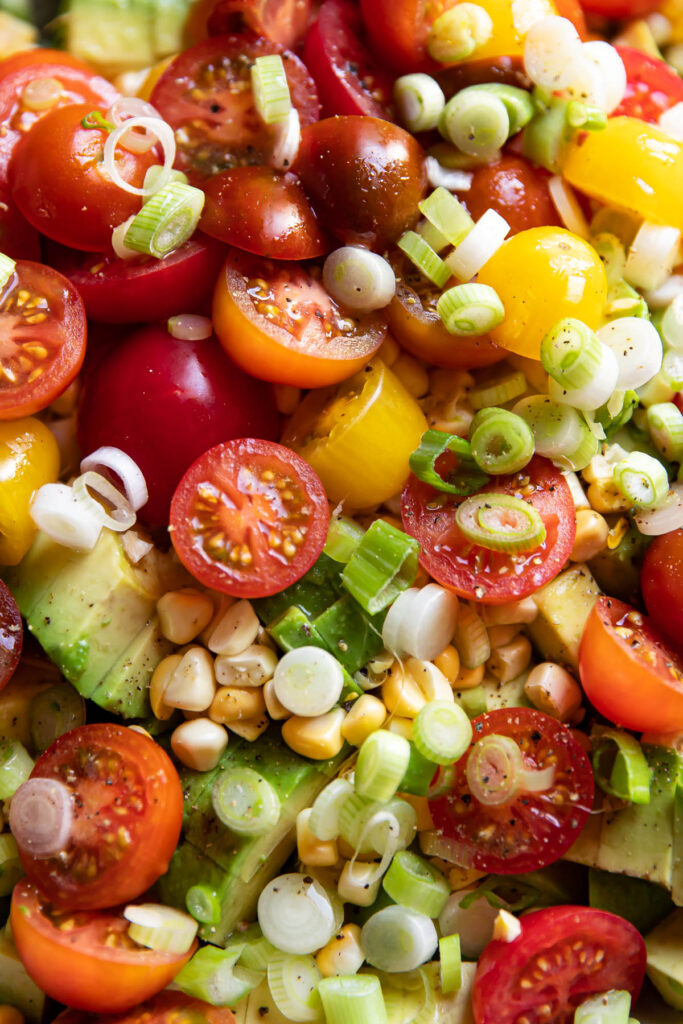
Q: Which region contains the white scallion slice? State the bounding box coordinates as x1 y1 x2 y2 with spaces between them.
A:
624 221 681 292
308 778 354 841
361 905 438 973
257 873 339 955
72 470 136 532
267 954 322 1023
107 96 164 153
272 647 344 717
523 16 583 90
661 293 683 348
437 283 505 336
251 54 291 125
212 767 280 836
425 157 473 192
592 233 627 287
103 116 176 197
445 208 510 282
394 74 445 132
440 90 509 160
323 247 396 312
270 107 301 170
0 253 16 292
30 482 103 551
9 777 71 857
647 402 683 460
80 446 148 511
427 3 493 63
540 318 603 390
514 395 598 471
382 583 459 662
124 181 205 259
124 903 198 954
597 317 663 390
634 482 683 535
580 40 627 113
661 348 683 390
143 164 189 193
548 176 590 239
319 975 388 1024
111 216 138 260
548 342 619 411
613 451 669 509
455 493 546 554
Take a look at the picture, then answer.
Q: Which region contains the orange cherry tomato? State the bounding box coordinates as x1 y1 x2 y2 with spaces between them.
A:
464 154 561 235
53 992 236 1024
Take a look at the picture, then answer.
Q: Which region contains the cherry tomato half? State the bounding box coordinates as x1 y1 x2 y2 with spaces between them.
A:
641 528 683 645
170 438 329 597
464 154 561 235
11 881 194 1013
186 0 311 49
473 906 646 1024
0 260 86 420
401 456 576 604
0 187 40 262
0 579 21 692
18 723 183 910
54 992 236 1024
77 322 279 527
613 46 683 124
430 708 594 874
579 596 683 733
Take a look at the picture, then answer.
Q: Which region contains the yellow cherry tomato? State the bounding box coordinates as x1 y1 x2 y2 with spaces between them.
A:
477 227 607 359
0 418 59 565
563 117 683 230
282 359 427 509
458 0 556 63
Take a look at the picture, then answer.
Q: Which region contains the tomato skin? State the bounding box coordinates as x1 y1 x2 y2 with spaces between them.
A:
613 46 683 124
641 529 683 644
580 596 683 733
170 438 329 598
473 906 646 1024
295 116 427 250
0 188 41 261
20 723 183 910
186 0 311 48
0 418 60 566
464 154 561 235
11 881 194 1014
200 167 332 259
53 992 236 1024
78 323 280 527
579 0 660 17
0 579 21 693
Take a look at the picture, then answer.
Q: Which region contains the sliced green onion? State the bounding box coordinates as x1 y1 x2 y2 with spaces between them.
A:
522 99 568 174
273 646 344 716
0 252 16 292
361 905 438 973
574 990 632 1024
428 4 493 65
439 90 509 160
469 367 526 410
400 743 441 797
437 283 505 336
382 850 450 918
258 873 340 956
251 54 291 124
566 101 607 132
469 408 534 476
466 84 534 135
319 974 388 1024
186 884 221 925
453 604 490 669
409 429 489 496
613 451 669 508
267 954 322 1023
466 733 524 805
592 729 653 805
341 519 419 615
380 967 435 1024
661 294 683 349
456 493 546 554
0 833 23 898
324 514 365 563
29 682 86 753
413 700 473 766
439 934 462 994
175 944 263 1005
123 181 205 259
309 778 355 841
418 217 450 253
143 164 188 193
394 74 445 133
540 318 603 390
8 777 72 858
398 231 451 288
661 348 683 390
239 934 279 971
647 402 683 461
513 395 599 471
339 796 416 856
0 739 33 800
323 247 396 313
124 903 198 954
418 187 474 247
355 730 411 803
212 766 281 836
604 279 650 321
592 232 627 287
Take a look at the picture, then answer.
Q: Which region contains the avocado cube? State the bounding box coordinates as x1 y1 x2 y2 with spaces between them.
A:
589 868 674 933
526 563 601 670
66 0 156 76
0 926 46 1022
2 531 81 620
89 616 175 719
645 909 683 1010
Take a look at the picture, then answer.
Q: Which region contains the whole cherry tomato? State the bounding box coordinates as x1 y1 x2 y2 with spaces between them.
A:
464 154 561 235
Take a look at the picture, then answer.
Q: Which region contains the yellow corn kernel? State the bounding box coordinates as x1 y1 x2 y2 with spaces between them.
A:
282 708 346 760
171 718 229 772
207 599 260 656
274 384 302 415
386 716 414 740
486 635 532 684
398 794 434 832
454 663 485 690
481 597 538 627
378 333 401 367
587 479 633 514
315 924 364 977
406 658 454 702
607 516 629 550
150 653 183 720
157 588 215 645
570 508 609 562
296 809 339 867
263 678 292 720
391 353 430 398
433 644 461 684
448 865 488 890
486 624 519 649
492 909 522 942
198 592 235 646
340 694 387 746
164 647 217 712
215 644 278 687
337 860 381 906
209 685 266 725
0 1008 25 1024
382 663 427 718
227 715 270 742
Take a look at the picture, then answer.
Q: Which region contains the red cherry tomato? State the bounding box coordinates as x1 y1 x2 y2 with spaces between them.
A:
641 529 683 644
53 992 237 1024
200 167 332 259
150 34 319 185
18 724 183 910
170 438 329 597
473 906 646 1024
430 708 594 874
294 116 427 250
302 0 394 119
10 104 157 252
11 881 194 1014
579 0 661 18
0 260 86 420
401 456 576 604
579 596 683 733
0 187 41 261
77 322 279 527
613 46 683 124
464 154 561 235
0 579 21 693
186 0 312 49
45 234 227 324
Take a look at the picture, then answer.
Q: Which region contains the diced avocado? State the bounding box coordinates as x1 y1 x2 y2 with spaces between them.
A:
526 563 601 670
645 910 683 1010
0 654 61 747
564 793 604 869
589 868 674 933
0 925 46 1022
3 531 81 620
65 0 156 76
254 554 344 625
89 616 174 718
588 520 651 605
313 594 385 675
153 0 190 56
671 784 683 907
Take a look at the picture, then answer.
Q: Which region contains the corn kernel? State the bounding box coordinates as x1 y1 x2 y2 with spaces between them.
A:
607 516 629 550
171 718 228 771
315 924 364 977
454 663 485 690
227 715 270 741
391 353 430 398
207 599 260 656
570 508 610 562
382 663 427 718
150 653 183 720
481 597 538 627
587 479 633 514
157 588 214 645
406 658 454 702
433 644 461 684
263 678 292 720
296 809 339 867
524 662 582 722
199 592 235 645
0 1008 25 1024
164 647 216 712
385 716 414 740
486 624 519 649
492 909 522 942
398 793 434 831
340 693 387 746
215 644 278 687
337 860 381 906
486 635 532 684
209 685 266 725
282 708 346 760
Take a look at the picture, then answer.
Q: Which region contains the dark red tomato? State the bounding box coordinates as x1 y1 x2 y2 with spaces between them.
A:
150 34 319 184
186 0 311 49
613 47 683 124
0 260 86 419
430 708 594 874
579 0 661 18
464 155 561 235
0 49 118 187
54 992 237 1024
0 187 41 261
642 529 683 644
45 234 227 324
10 104 157 252
295 116 426 250
401 456 575 604
77 322 279 526
303 0 394 119
200 167 332 259
170 438 329 597
0 579 21 692
19 724 183 910
435 57 529 97
473 906 646 1024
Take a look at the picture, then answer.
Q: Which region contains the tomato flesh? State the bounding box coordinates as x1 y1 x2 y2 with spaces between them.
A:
613 46 683 124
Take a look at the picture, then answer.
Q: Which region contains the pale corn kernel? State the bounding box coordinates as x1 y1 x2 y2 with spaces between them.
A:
448 866 487 891
582 445 629 484
198 592 235 646
524 662 582 722
587 479 633 514
481 598 537 627
405 658 454 702
171 718 229 771
121 529 154 565
296 809 339 867
386 716 414 740
227 715 270 741
570 508 609 562
315 924 364 977
274 384 301 415
337 860 381 906
340 693 387 746
282 708 346 760
263 678 292 720
215 644 278 687
164 648 216 712
150 654 183 720
486 635 532 684
378 333 401 366
487 624 520 649
391 353 430 398
209 685 266 725
157 588 215 645
454 663 485 690
256 625 277 650
398 793 433 831
492 909 522 942
382 663 427 718
433 645 461 684
0 1008 25 1024
208 599 260 656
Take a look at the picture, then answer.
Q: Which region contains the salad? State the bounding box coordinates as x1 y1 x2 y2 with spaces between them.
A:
0 1 682 1023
